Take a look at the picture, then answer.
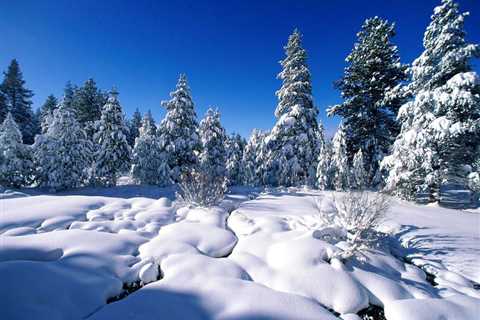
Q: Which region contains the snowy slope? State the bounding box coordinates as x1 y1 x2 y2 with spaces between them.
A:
0 187 479 319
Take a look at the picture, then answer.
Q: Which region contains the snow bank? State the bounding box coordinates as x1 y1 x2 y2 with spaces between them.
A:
1 187 478 319
387 199 480 284
0 230 146 319
91 276 338 320
384 294 480 320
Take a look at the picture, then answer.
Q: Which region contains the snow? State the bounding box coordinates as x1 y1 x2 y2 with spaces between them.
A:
384 295 480 320
387 200 480 284
1 229 146 319
140 221 237 259
1 187 479 319
138 261 159 284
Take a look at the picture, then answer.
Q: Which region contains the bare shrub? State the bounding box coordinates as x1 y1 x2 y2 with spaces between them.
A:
314 191 391 260
176 168 226 207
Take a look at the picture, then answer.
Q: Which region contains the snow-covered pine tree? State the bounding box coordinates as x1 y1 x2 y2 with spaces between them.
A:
33 101 92 191
0 59 35 144
143 110 157 135
178 108 227 206
226 133 246 186
159 74 201 182
127 108 142 147
0 113 33 187
327 17 407 186
316 141 334 190
31 108 41 139
92 89 131 187
72 78 106 126
352 149 368 190
199 108 227 180
0 90 6 123
242 129 266 186
39 95 58 133
331 124 350 191
63 82 76 110
130 114 170 186
264 29 321 187
468 154 480 193
382 0 480 200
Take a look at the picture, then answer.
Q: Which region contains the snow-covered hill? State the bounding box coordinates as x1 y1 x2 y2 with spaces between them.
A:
1 187 479 319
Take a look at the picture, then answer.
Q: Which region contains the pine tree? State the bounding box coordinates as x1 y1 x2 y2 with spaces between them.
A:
352 149 368 189
0 90 6 123
331 124 350 191
226 133 246 186
73 79 107 139
242 129 266 186
327 17 407 186
72 79 106 125
31 108 41 139
39 95 58 133
199 108 227 181
316 141 334 190
33 101 92 191
468 154 480 193
63 82 76 110
130 114 170 185
93 89 131 187
143 110 157 135
158 74 201 182
264 29 321 187
0 113 33 187
127 108 142 146
0 59 35 144
382 0 480 200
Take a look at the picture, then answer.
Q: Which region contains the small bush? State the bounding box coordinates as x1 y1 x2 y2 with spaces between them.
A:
314 191 390 260
176 168 226 207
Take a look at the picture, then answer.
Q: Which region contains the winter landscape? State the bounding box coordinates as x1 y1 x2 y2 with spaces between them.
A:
0 0 479 319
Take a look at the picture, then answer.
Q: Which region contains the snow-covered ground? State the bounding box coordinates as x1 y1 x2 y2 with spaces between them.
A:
1 187 479 319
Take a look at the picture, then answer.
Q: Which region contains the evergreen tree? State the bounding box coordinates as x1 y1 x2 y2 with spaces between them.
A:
158 74 201 182
264 29 321 186
382 0 479 200
0 90 6 123
242 129 264 186
226 133 246 186
130 114 170 185
144 110 157 135
127 108 142 147
199 108 227 181
0 113 33 187
72 79 106 125
468 154 480 193
352 149 368 189
327 17 407 185
33 101 92 191
0 59 35 144
39 95 58 133
31 108 41 139
73 79 107 139
316 141 334 190
93 89 131 187
63 81 76 110
331 124 350 191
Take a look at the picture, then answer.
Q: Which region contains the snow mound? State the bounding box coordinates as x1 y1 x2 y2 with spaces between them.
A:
140 220 237 260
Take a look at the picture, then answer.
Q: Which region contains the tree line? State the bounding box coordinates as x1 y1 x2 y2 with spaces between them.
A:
0 0 478 203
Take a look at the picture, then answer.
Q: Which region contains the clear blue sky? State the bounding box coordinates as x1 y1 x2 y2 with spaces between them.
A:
0 0 478 137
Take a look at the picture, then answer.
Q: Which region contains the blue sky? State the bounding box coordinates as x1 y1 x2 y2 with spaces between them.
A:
0 0 478 137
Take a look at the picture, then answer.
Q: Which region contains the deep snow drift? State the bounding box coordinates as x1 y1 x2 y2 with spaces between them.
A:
0 186 478 320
